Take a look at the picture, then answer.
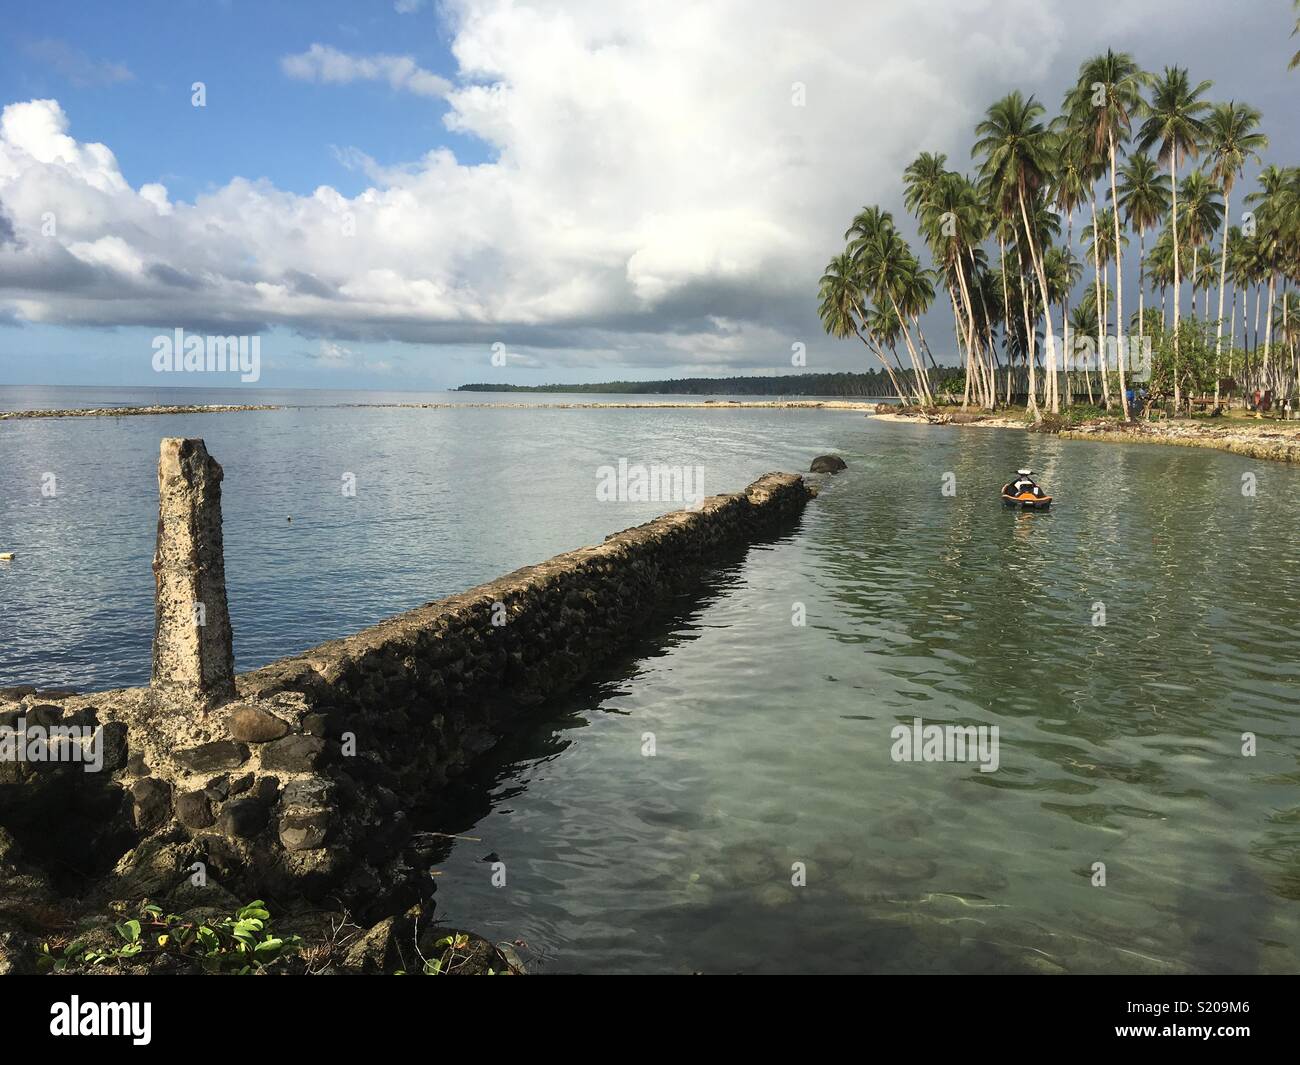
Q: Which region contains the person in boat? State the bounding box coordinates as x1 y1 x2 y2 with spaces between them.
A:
1005 468 1045 498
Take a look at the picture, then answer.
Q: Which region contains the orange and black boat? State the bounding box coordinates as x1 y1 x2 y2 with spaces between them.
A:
1000 469 1052 509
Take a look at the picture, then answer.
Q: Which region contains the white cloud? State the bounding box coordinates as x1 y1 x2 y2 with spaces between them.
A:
281 44 451 98
0 0 1263 376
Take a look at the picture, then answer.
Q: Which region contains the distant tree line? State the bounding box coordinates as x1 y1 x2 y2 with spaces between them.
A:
455 371 960 397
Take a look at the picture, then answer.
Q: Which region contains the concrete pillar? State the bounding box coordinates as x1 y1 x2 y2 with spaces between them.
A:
151 438 236 704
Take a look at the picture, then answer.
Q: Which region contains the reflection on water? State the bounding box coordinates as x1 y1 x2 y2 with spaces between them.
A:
2 394 1298 972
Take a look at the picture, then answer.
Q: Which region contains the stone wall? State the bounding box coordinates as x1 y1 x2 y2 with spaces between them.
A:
1 469 813 919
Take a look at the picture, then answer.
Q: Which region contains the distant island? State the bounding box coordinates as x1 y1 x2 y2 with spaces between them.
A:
457 371 912 397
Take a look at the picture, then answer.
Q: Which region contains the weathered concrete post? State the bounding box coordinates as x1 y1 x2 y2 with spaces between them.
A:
151 438 236 704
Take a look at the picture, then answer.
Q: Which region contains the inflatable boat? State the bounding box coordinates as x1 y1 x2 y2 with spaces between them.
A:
1000 484 1052 509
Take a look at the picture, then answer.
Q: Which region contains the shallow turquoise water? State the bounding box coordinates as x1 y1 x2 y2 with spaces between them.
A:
2 390 1298 972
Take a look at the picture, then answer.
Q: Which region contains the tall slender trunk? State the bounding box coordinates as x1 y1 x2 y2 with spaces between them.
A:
998 234 1013 406
1088 191 1110 408
1018 181 1058 418
1062 216 1073 408
1137 223 1147 376
1229 281 1238 386
1264 273 1277 392
888 292 932 407
854 321 906 400
1169 147 1182 409
1109 132 1130 419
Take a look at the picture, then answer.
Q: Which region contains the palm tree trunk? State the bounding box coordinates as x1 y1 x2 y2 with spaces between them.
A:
1264 273 1277 392
1088 192 1110 409
1109 132 1130 419
1137 224 1147 373
1018 182 1058 418
1169 148 1182 409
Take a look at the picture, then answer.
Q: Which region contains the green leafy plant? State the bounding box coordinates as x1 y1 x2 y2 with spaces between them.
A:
36 900 301 975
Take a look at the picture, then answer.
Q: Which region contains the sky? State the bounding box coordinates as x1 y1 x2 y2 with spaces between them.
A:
0 0 1296 391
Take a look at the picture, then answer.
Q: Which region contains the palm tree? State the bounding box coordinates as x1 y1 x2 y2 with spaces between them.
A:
1049 129 1091 406
1292 0 1300 70
1179 169 1224 323
1116 152 1169 365
1069 50 1146 417
1137 66 1213 408
1245 166 1290 392
1204 102 1267 403
846 206 935 405
974 92 1061 416
818 253 907 399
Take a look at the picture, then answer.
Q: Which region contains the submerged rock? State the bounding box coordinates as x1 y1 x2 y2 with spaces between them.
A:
809 455 847 473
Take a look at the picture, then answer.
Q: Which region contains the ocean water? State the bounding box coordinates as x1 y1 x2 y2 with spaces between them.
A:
2 386 1298 973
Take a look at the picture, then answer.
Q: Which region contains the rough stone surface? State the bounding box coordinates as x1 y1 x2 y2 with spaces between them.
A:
130 777 172 830
151 438 236 704
259 735 325 773
225 704 291 743
173 740 249 773
175 790 214 829
279 807 331 852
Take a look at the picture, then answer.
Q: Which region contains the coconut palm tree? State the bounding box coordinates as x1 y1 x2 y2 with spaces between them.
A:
818 252 908 399
974 92 1062 416
1069 50 1147 417
846 206 935 405
1179 169 1224 324
1245 166 1291 391
1048 128 1091 406
1204 102 1267 402
1115 152 1169 364
1137 67 1213 408
1292 0 1300 70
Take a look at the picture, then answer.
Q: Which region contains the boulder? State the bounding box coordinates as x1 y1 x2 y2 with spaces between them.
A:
809 455 847 474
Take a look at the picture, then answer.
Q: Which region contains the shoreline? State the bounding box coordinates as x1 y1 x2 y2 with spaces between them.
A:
7 400 1298 465
870 411 1300 464
0 398 886 420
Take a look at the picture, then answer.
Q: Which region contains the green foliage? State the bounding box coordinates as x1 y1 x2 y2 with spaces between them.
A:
1147 317 1219 398
36 900 301 975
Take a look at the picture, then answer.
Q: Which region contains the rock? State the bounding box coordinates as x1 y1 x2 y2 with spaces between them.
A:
259 735 325 773
279 807 331 852
251 776 280 805
174 740 249 773
282 776 334 808
225 705 291 743
341 916 405 975
227 773 254 796
0 930 35 976
126 751 149 776
27 704 63 728
203 774 230 802
175 790 214 830
219 798 268 838
130 777 172 830
809 455 847 474
96 721 129 774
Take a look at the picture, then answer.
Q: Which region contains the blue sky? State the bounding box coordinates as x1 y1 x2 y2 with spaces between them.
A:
0 1 1296 393
1 0 479 200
